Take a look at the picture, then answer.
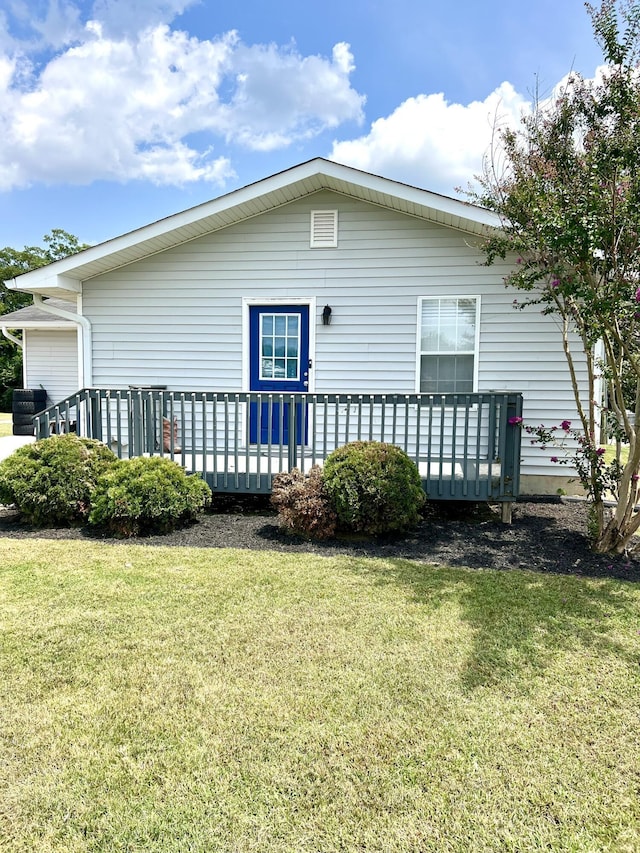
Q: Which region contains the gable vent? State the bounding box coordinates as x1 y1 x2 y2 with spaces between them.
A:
310 210 338 248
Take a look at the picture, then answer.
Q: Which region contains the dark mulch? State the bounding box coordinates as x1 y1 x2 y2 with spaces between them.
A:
1 496 638 583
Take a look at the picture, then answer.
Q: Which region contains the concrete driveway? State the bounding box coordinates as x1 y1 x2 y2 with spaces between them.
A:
0 435 35 462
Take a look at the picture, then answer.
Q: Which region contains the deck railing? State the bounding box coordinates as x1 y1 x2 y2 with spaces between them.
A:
34 389 522 508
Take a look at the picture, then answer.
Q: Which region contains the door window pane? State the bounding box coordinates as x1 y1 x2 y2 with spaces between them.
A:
260 313 301 381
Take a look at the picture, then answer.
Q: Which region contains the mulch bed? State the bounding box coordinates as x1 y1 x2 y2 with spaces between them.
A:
1 496 638 583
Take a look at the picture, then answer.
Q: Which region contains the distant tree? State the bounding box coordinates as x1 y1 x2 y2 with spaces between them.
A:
0 229 89 409
0 229 88 313
473 0 640 554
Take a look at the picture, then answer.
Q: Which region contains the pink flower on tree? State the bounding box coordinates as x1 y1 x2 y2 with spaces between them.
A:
560 420 571 431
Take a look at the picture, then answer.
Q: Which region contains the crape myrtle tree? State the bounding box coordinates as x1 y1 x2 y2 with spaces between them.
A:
0 229 88 410
473 0 640 554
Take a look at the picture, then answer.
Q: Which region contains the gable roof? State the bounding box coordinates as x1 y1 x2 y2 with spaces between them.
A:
5 159 500 299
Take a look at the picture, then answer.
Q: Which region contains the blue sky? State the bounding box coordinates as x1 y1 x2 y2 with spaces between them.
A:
0 0 604 250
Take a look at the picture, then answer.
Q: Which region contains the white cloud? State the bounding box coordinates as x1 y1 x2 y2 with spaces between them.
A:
330 82 530 196
133 143 233 185
90 0 198 38
216 41 365 151
0 0 194 51
31 0 84 48
0 18 365 190
0 0 84 52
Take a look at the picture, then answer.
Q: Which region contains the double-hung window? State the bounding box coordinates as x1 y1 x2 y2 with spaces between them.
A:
418 297 479 393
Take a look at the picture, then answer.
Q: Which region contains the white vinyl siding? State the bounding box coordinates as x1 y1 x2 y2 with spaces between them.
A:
23 329 78 404
418 297 479 393
81 190 587 478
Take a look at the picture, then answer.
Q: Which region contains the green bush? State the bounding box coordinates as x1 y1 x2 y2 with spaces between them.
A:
271 465 337 539
89 456 212 536
0 434 117 526
322 441 425 535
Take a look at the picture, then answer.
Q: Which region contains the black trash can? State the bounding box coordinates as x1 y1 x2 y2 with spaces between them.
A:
12 389 47 436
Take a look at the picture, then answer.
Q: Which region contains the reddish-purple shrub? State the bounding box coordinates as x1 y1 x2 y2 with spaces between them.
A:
271 465 337 539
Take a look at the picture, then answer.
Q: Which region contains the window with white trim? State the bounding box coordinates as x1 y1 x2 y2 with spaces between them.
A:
310 210 338 247
418 297 479 393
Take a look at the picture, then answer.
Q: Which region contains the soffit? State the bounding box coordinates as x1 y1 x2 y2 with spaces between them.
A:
9 160 499 294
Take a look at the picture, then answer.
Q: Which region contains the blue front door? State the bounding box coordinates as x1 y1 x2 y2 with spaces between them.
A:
249 305 310 444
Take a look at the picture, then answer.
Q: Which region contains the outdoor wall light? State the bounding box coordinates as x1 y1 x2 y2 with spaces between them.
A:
322 305 332 326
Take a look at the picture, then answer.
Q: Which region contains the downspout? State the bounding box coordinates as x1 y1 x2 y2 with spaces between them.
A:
32 294 93 387
2 326 25 388
1 327 22 348
2 326 26 387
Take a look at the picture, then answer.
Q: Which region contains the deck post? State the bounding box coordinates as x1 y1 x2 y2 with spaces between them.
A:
503 393 523 499
501 502 513 524
131 392 143 457
288 397 297 469
90 392 102 441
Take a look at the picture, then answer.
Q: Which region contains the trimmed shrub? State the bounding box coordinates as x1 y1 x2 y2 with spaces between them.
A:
322 441 425 535
0 433 117 526
271 465 337 539
89 456 212 536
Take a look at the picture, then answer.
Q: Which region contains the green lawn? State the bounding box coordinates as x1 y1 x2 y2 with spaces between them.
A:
603 443 630 466
1 540 639 852
0 412 12 437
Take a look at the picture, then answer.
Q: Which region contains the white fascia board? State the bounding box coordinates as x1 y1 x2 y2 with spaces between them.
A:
5 273 81 295
8 159 500 293
5 322 74 330
320 159 500 229
7 165 335 291
10 162 337 288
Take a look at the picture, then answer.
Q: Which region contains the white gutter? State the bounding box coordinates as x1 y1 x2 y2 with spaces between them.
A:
1 327 22 348
32 294 92 386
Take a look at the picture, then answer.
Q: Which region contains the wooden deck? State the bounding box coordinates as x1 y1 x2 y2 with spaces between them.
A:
152 449 504 499
34 389 523 516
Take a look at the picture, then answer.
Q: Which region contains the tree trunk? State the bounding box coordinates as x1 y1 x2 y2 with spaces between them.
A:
593 511 639 555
